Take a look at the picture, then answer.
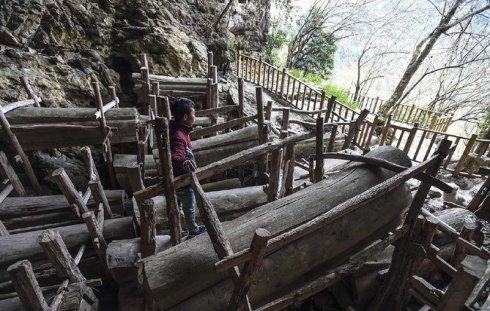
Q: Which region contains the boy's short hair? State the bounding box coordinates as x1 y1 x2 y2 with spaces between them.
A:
170 98 195 121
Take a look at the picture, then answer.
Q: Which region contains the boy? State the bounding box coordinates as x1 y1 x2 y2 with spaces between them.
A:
169 97 206 236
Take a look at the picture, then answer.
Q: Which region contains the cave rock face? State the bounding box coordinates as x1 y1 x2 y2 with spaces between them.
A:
0 0 270 107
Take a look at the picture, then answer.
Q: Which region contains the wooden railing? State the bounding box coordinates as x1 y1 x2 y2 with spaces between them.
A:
236 53 487 176
349 92 452 131
375 118 490 176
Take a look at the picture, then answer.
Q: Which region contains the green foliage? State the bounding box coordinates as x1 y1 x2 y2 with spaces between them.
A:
292 30 336 79
288 69 324 85
323 84 358 109
478 107 490 135
264 28 288 65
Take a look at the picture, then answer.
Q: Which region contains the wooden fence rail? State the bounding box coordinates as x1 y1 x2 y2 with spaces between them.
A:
348 92 452 131
237 53 487 176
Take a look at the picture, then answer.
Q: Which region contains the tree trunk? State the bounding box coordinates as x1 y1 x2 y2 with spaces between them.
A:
141 146 413 311
378 1 463 116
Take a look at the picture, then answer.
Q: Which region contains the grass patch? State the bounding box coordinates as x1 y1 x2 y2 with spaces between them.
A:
287 69 358 109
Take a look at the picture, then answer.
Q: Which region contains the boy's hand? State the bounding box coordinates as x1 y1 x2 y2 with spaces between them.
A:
183 160 197 172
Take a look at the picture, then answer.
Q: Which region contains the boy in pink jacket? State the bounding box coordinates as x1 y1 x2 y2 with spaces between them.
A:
169 98 205 236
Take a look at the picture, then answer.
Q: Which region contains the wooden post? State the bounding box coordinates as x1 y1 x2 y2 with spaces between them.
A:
438 255 484 310
314 117 324 182
256 87 267 175
403 122 419 154
468 177 490 212
0 220 9 236
318 91 326 118
279 68 286 98
92 80 117 188
20 76 41 107
153 117 182 245
51 168 89 217
81 147 113 218
82 211 111 278
208 51 214 78
268 149 282 202
0 151 25 196
380 115 392 146
206 78 213 110
257 57 263 85
0 109 42 193
238 77 245 119
236 50 241 77
450 219 476 266
139 199 156 258
38 229 86 283
227 228 271 311
343 109 369 150
372 139 451 311
453 134 478 176
211 66 219 108
265 100 273 121
7 260 48 311
363 116 378 149
189 172 252 309
108 85 119 108
324 96 336 123
328 124 338 152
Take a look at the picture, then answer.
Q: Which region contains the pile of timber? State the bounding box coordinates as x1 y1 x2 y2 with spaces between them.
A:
1 107 142 150
141 146 413 310
0 191 126 234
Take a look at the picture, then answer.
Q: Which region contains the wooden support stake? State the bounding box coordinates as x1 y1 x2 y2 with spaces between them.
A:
403 122 419 154
7 260 48 311
327 124 338 152
0 151 25 196
51 168 89 217
108 85 119 108
139 199 156 258
379 115 392 146
0 220 9 236
371 139 451 311
0 109 42 193
265 100 273 121
38 229 86 283
227 228 271 311
343 109 369 150
190 171 252 308
314 117 324 182
438 255 485 311
154 117 181 245
453 134 478 176
20 76 41 107
268 149 282 202
81 147 113 218
92 80 117 188
450 219 476 266
238 77 245 119
82 211 107 255
324 96 336 123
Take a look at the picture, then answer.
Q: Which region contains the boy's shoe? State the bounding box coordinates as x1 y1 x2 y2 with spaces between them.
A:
189 226 206 236
181 229 190 238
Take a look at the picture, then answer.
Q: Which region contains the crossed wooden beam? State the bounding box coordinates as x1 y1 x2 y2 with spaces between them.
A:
7 229 99 310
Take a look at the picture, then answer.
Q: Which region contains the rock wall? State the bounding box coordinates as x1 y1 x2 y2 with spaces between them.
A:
0 0 270 107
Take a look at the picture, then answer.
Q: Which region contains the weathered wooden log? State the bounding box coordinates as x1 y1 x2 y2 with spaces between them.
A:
141 146 413 310
151 186 267 227
0 217 135 269
5 107 138 124
201 178 242 192
0 190 124 219
192 125 262 151
107 236 172 285
4 121 138 150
